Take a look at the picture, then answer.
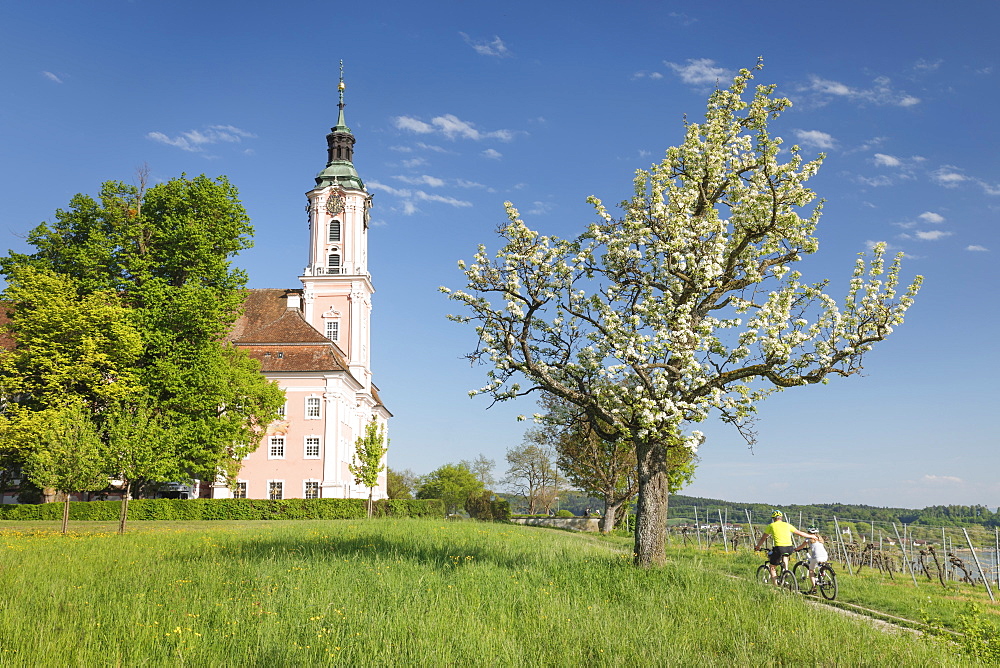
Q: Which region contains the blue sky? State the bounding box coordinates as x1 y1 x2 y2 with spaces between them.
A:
2 1 997 509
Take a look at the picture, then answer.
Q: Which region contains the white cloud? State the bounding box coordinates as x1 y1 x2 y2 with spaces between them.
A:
459 33 510 57
395 114 514 142
146 125 256 152
804 74 920 107
416 191 472 207
394 116 434 134
873 153 902 167
367 181 411 198
856 175 894 187
366 181 472 213
416 142 451 153
664 58 731 86
482 148 502 160
914 230 952 241
967 245 990 252
632 71 664 80
914 59 943 72
42 71 63 84
921 474 963 485
918 212 945 224
401 158 427 169
865 240 901 251
668 12 698 26
793 129 835 149
526 201 554 216
931 166 969 187
394 174 445 187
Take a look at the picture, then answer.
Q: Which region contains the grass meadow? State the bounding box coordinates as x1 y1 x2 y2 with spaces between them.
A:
0 518 982 666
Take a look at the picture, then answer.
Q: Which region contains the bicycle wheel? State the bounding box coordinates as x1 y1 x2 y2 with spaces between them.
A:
779 569 798 593
792 560 811 593
818 565 838 600
757 563 772 585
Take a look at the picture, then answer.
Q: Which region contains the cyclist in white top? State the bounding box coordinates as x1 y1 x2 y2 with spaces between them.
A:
794 527 829 594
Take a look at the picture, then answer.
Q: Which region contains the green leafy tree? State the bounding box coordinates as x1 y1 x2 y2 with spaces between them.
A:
416 463 484 515
1 173 285 482
23 403 108 533
443 64 921 567
101 398 175 534
0 266 143 409
541 394 638 532
349 417 389 517
386 468 416 500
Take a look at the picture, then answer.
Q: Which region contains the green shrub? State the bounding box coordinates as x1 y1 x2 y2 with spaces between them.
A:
464 492 511 522
555 509 574 518
0 497 444 521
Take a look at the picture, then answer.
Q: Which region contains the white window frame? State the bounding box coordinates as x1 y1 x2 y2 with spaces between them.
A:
268 480 284 500
233 481 247 499
276 402 287 418
304 436 321 459
304 480 321 499
268 436 286 459
328 219 341 242
305 396 321 419
324 320 340 342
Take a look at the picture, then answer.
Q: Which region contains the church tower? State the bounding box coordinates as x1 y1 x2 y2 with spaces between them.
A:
300 64 375 393
218 64 388 502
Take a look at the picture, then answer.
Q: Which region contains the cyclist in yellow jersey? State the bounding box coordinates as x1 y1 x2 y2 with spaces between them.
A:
753 510 815 584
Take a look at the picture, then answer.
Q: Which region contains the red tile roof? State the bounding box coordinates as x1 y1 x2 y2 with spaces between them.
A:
231 289 352 374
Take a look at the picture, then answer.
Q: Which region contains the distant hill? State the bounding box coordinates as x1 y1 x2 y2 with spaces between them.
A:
669 494 999 529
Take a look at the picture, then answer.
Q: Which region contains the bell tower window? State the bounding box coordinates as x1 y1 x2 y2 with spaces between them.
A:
327 253 341 274
328 220 341 242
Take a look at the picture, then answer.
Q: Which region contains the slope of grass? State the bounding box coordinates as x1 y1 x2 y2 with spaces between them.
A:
0 519 970 666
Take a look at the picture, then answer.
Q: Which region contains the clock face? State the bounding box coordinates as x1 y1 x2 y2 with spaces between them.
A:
326 192 345 215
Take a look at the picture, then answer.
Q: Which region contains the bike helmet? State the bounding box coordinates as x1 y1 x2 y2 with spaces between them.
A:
808 527 820 534
771 510 783 519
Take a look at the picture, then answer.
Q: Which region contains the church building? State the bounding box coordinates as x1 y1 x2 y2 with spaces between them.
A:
215 74 390 501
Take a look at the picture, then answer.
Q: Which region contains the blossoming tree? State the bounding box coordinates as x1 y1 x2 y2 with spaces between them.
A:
442 65 922 567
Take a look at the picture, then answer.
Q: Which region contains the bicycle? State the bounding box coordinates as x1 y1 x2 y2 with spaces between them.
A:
792 551 838 600
756 548 798 593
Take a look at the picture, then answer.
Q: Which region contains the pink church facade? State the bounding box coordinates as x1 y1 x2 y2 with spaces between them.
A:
212 77 390 501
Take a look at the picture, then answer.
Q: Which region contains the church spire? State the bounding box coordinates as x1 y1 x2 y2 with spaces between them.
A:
316 60 363 189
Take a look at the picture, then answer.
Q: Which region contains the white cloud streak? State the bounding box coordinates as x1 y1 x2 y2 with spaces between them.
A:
42 71 63 84
803 74 920 107
793 129 835 149
147 125 256 152
394 114 514 142
664 58 732 86
460 33 510 57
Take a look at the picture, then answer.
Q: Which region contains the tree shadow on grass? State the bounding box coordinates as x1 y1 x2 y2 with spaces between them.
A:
168 522 620 575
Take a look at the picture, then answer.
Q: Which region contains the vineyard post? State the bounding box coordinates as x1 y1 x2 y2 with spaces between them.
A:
995 527 999 590
718 509 729 553
694 507 702 549
893 522 919 587
963 528 995 602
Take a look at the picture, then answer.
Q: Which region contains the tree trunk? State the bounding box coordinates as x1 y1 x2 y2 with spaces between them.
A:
367 488 373 518
61 495 70 534
601 498 623 533
633 439 670 568
118 482 131 535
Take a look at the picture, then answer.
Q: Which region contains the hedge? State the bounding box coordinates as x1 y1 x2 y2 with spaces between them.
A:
0 498 446 521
